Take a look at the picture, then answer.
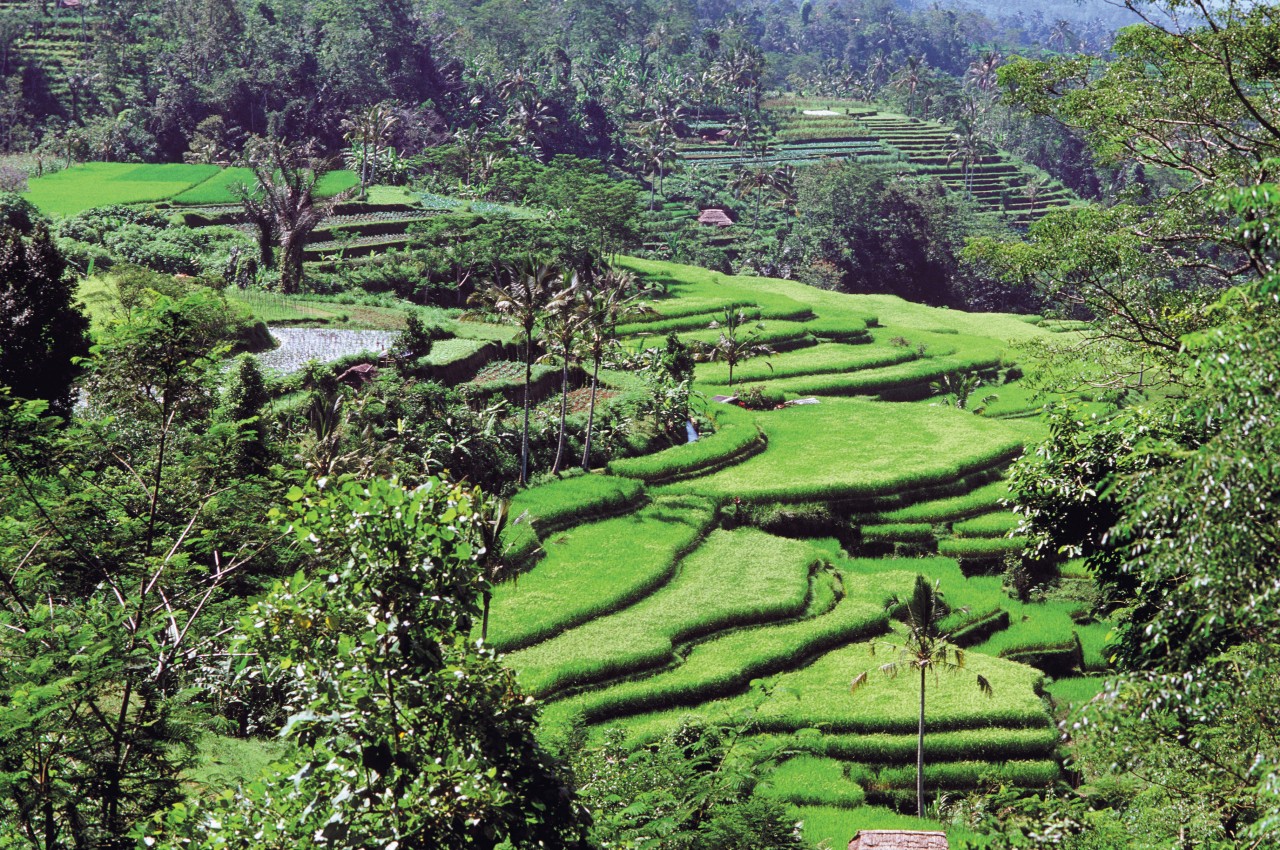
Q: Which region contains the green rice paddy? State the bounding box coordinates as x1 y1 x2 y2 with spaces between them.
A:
22 162 360 215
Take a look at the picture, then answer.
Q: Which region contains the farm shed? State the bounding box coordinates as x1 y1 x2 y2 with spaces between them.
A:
848 830 949 850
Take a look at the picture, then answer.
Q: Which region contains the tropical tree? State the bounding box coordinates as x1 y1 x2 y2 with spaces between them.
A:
232 136 357 294
576 267 652 470
851 575 993 818
946 121 994 198
471 259 572 485
0 197 89 417
693 309 775 389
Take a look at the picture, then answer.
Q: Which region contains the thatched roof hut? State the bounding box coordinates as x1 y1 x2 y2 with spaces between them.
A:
697 207 736 228
848 830 949 850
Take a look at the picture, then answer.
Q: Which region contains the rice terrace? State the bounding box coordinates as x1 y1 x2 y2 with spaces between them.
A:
464 256 1110 847
1 0 1274 845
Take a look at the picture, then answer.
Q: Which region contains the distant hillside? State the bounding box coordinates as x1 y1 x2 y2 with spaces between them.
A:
917 0 1146 39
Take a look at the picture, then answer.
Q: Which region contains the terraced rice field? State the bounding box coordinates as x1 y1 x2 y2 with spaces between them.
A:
479 256 1109 843
672 99 1079 228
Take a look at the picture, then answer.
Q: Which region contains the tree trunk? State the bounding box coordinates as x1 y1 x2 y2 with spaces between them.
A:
917 665 926 818
552 357 569 474
581 354 602 471
255 222 275 268
481 588 491 643
520 330 532 485
278 228 305 294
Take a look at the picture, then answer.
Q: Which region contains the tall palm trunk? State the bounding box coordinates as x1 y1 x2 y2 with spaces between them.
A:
581 353 602 471
520 326 533 485
917 665 926 818
552 358 570 473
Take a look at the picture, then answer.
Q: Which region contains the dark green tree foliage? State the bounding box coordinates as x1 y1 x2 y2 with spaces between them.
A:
795 163 975 306
144 477 588 850
0 194 88 417
0 288 290 848
570 718 804 850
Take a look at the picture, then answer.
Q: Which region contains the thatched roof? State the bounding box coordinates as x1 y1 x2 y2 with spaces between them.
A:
697 208 736 227
848 830 949 850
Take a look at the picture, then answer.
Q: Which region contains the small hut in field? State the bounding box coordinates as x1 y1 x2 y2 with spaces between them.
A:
847 830 949 850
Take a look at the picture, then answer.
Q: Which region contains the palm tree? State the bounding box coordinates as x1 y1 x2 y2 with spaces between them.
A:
341 101 399 193
889 55 927 117
471 259 572 485
576 268 654 471
964 51 1002 94
851 575 994 818
693 309 775 389
946 122 993 198
543 278 583 475
732 163 768 232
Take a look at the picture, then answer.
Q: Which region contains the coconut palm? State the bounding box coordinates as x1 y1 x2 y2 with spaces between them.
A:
930 371 998 414
889 54 927 117
542 277 583 475
471 258 572 485
693 309 775 389
576 268 654 470
946 122 994 198
851 575 994 817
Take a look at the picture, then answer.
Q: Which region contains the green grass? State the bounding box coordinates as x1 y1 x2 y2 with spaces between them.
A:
676 319 816 350
860 523 935 544
508 474 645 534
607 403 761 482
172 167 359 205
24 162 221 214
874 759 1059 790
423 337 488 366
789 726 1057 763
938 536 1028 559
952 511 1021 538
596 636 1051 742
760 756 867 807
485 496 714 653
747 352 1001 398
663 398 1026 505
1046 676 1108 710
695 342 914 385
506 529 820 697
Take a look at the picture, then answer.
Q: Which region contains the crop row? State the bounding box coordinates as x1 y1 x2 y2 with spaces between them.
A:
507 528 820 697
485 496 715 653
507 473 645 537
697 343 911 386
607 403 764 483
544 568 908 725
